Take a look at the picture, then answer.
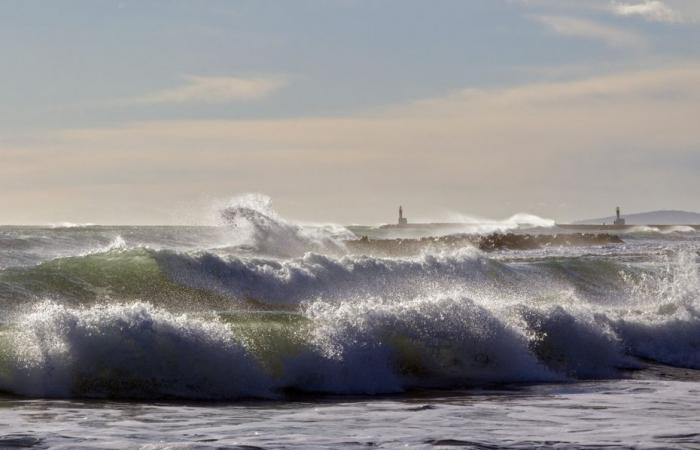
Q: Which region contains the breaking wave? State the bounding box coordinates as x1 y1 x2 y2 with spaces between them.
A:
1 246 640 308
218 193 353 257
0 245 696 399
0 287 698 400
154 248 518 305
623 225 699 235
0 302 271 399
438 212 556 234
49 222 96 229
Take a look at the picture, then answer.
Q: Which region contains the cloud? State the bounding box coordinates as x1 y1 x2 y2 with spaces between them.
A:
514 0 697 24
533 15 645 48
120 76 287 105
612 1 682 23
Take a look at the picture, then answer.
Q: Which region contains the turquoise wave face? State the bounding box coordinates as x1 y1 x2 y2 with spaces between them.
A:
0 248 234 312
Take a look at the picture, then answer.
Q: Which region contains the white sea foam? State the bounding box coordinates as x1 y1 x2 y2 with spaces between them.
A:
0 301 271 399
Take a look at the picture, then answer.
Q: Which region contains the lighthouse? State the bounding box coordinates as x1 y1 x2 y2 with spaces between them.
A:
613 206 626 225
398 206 408 226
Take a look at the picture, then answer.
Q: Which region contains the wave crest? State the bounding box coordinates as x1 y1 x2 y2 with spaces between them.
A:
218 194 352 257
0 301 270 399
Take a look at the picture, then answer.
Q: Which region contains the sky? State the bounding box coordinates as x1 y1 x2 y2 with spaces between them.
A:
1 0 699 225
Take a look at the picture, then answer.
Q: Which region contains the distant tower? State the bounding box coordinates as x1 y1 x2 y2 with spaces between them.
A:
613 206 626 225
398 206 408 226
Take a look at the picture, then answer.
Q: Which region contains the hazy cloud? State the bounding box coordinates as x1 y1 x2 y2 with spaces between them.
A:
120 76 287 105
612 1 682 23
533 15 645 48
515 0 697 23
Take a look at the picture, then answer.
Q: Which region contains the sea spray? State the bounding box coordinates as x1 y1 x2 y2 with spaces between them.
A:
218 193 352 257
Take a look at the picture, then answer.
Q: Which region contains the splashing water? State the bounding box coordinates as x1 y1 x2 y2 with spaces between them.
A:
218 193 352 257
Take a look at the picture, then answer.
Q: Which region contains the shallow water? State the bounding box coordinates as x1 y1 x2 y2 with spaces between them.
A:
2 379 700 449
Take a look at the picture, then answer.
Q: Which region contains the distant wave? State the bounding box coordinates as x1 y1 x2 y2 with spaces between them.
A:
440 212 556 234
663 226 698 234
623 225 698 235
49 222 96 229
80 235 128 255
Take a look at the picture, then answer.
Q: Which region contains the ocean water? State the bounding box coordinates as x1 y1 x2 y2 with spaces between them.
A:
1 197 699 449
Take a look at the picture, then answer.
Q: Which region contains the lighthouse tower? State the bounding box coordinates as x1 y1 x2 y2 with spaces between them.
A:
398 206 408 226
613 206 626 225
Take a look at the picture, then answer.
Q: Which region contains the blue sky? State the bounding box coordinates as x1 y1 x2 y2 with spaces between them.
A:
1 0 699 224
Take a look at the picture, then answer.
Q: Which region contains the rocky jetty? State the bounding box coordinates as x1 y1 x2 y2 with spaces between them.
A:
345 232 622 257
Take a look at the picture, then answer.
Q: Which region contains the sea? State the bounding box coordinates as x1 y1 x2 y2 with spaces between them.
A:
1 197 699 449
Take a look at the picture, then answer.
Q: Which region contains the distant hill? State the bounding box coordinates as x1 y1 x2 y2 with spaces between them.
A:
576 210 700 225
